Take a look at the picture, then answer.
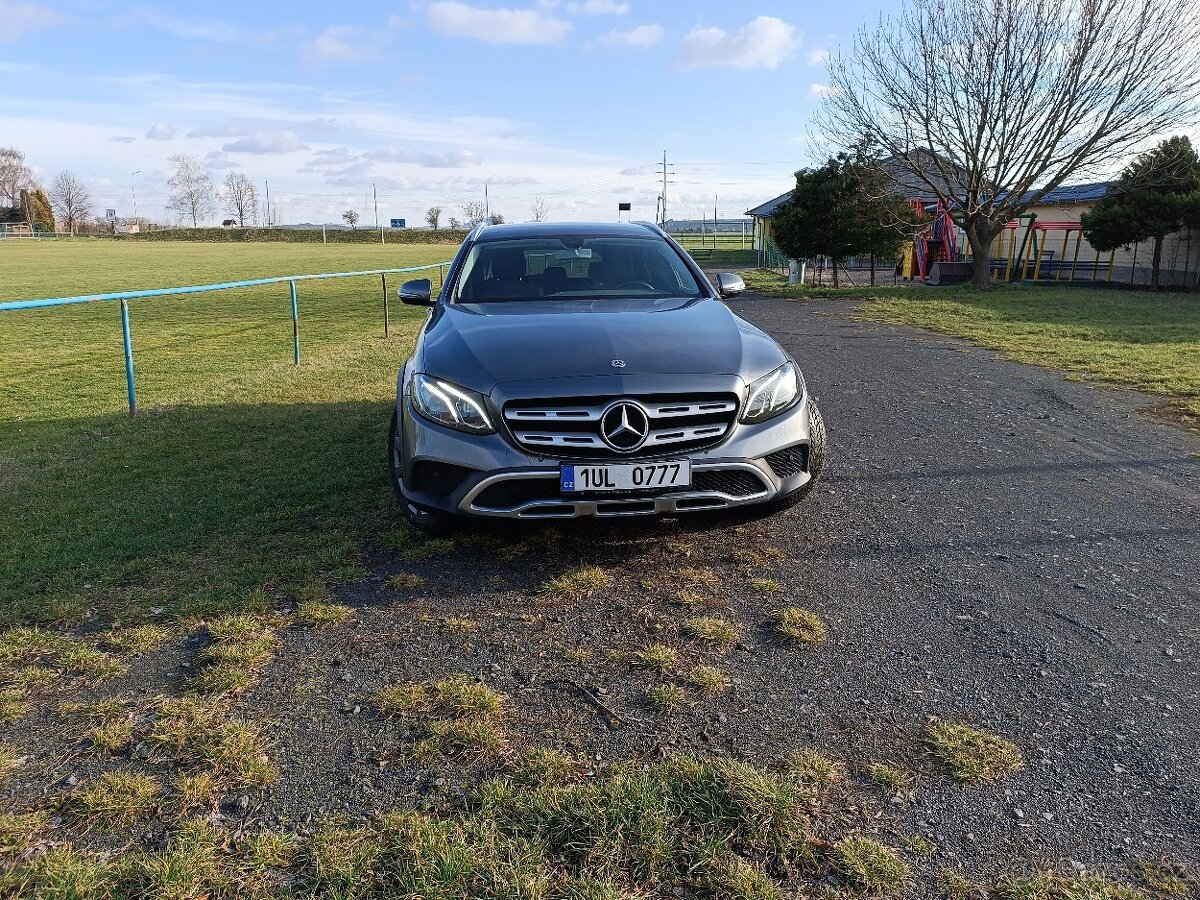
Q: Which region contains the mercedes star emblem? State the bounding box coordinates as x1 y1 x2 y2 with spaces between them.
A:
599 401 650 452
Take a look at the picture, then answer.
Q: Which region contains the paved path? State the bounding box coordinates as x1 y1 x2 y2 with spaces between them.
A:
727 292 1200 866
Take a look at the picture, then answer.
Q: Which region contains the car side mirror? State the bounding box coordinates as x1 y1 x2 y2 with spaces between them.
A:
398 278 433 306
715 272 746 298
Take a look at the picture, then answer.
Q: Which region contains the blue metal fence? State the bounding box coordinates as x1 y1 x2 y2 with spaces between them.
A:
0 263 450 418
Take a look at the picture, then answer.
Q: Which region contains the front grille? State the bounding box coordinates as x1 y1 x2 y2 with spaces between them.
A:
411 461 473 498
765 445 809 479
474 478 559 509
693 469 767 497
503 393 739 459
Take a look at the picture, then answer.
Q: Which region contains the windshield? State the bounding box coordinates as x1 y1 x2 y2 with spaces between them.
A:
452 236 705 302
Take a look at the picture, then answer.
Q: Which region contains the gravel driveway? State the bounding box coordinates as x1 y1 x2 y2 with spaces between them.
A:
723 292 1200 869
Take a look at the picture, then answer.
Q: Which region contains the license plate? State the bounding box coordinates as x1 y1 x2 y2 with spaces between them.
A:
561 461 691 493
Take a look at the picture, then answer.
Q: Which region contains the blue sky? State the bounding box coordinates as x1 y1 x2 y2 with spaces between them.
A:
1 0 905 225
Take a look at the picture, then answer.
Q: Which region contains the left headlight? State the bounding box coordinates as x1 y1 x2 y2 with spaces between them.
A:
409 374 495 434
741 361 804 424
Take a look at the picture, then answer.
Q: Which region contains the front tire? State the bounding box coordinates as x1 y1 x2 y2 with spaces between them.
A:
388 408 452 534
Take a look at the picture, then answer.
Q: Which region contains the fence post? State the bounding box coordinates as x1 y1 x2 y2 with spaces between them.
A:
290 280 300 365
381 273 390 338
120 299 137 418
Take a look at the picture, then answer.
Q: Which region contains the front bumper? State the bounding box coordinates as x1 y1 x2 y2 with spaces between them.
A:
395 386 815 520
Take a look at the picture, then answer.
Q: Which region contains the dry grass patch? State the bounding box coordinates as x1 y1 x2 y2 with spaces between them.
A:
386 572 426 590
683 616 741 646
562 647 593 663
1136 859 1193 897
296 600 354 627
645 683 686 711
74 771 162 829
191 615 279 695
685 665 729 695
999 872 1151 900
784 748 843 790
938 868 985 900
632 644 678 671
101 624 173 655
0 810 47 858
433 675 504 717
748 577 784 593
444 617 479 633
677 566 719 586
925 720 1023 783
148 696 277 788
0 689 29 724
899 834 936 858
375 684 432 716
834 836 910 894
543 565 613 601
507 748 577 786
731 547 785 566
57 645 126 681
8 665 56 690
866 762 911 794
173 772 221 815
674 589 706 606
775 607 827 644
429 718 508 757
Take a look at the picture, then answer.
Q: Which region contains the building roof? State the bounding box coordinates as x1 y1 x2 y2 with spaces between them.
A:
745 191 793 218
1020 181 1111 205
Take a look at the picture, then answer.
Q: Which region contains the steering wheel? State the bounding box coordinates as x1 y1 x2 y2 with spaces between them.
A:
614 281 657 291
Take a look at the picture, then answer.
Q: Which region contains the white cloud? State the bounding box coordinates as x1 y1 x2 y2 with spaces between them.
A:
145 122 177 140
806 48 829 66
137 9 243 43
305 25 383 63
109 135 136 143
426 2 572 44
0 1 66 41
569 0 629 14
808 83 831 97
204 151 240 169
367 147 483 168
222 131 309 154
674 16 799 70
601 24 662 49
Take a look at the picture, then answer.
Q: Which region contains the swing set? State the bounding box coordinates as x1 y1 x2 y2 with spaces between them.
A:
989 216 1117 283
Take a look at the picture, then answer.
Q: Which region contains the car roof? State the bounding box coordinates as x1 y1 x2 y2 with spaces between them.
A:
471 221 663 243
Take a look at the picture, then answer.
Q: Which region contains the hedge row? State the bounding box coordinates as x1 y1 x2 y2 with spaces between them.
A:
119 228 470 245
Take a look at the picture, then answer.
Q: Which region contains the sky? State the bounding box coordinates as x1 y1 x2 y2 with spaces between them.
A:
0 0 906 226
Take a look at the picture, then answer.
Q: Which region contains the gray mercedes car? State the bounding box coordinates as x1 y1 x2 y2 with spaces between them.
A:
388 221 825 531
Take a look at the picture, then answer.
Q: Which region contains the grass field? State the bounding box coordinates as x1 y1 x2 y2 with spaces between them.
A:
0 242 455 625
742 269 1200 423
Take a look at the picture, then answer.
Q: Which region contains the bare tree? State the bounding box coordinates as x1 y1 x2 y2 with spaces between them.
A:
424 206 442 230
461 199 488 228
166 154 215 227
448 216 462 229
342 209 360 230
488 212 505 225
0 146 33 208
222 172 258 227
529 196 549 222
48 171 92 234
819 0 1200 290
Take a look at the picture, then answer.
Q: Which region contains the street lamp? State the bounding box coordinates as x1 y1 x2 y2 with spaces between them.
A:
130 170 141 221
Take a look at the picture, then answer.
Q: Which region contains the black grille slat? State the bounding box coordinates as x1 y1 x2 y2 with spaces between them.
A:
692 470 766 497
411 461 473 498
765 445 809 480
474 479 560 508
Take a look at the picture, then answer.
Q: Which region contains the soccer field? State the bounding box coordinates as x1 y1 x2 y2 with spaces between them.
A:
0 240 456 625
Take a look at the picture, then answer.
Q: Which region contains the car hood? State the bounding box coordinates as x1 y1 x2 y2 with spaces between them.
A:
417 297 787 392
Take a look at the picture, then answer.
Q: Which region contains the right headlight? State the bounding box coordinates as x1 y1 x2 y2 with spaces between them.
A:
741 361 804 424
409 374 495 434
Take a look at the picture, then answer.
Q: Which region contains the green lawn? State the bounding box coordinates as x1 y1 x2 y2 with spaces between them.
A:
743 269 1200 422
0 241 455 625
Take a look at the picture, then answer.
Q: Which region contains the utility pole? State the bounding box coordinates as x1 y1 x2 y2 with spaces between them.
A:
484 182 490 221
656 151 674 229
373 183 383 244
264 181 271 227
130 170 140 222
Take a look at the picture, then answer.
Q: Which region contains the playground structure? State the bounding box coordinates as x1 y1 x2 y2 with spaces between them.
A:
899 205 1120 285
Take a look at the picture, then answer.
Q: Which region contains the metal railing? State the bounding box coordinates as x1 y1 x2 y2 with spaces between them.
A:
0 263 451 418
